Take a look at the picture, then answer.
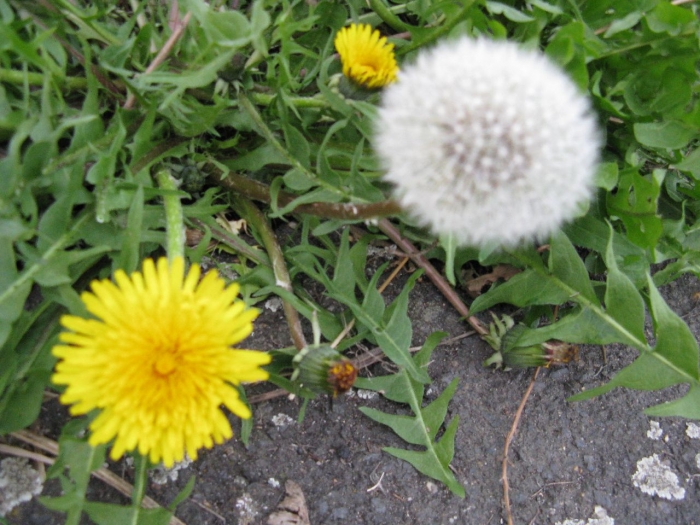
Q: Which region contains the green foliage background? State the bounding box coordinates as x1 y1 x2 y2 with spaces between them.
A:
1 0 700 512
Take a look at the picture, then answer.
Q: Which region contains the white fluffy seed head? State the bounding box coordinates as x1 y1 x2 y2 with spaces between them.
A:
375 37 601 247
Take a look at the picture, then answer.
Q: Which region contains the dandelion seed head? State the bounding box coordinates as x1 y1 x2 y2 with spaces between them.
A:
375 38 600 247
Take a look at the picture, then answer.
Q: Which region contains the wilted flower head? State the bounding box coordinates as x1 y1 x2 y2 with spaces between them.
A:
52 257 270 467
334 23 398 89
375 38 600 247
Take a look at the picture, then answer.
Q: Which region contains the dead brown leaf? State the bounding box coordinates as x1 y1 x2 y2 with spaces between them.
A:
465 264 521 297
266 480 310 525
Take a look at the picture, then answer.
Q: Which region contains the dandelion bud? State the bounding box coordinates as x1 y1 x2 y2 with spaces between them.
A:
296 345 358 397
375 38 600 247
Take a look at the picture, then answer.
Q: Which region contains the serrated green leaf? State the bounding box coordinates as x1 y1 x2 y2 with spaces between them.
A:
421 378 458 441
644 385 700 419
383 415 464 498
563 215 648 288
603 225 646 343
515 307 630 347
356 332 462 496
549 230 598 304
361 408 428 446
469 268 570 313
647 272 700 381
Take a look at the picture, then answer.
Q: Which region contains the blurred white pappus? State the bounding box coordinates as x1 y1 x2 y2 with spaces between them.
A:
375 37 600 247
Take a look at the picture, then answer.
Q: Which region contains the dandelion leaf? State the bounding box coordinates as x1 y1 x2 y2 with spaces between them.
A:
356 332 464 497
83 503 172 525
569 273 700 416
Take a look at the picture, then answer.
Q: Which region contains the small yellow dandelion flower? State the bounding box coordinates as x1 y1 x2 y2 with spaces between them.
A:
334 23 398 89
52 257 270 468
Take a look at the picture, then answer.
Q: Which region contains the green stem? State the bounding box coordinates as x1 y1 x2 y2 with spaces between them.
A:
233 195 307 351
369 0 414 32
398 0 476 55
155 170 185 261
131 454 149 510
209 167 402 219
0 68 88 90
377 219 488 336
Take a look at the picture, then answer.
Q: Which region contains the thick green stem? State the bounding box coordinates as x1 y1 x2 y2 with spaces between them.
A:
377 219 488 336
155 170 185 261
369 0 413 32
209 167 402 219
233 196 307 351
0 68 88 90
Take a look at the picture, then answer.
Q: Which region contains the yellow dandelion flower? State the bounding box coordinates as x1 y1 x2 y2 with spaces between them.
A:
334 23 398 89
52 257 270 468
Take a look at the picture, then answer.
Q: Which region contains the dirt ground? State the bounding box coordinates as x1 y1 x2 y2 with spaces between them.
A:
5 264 700 525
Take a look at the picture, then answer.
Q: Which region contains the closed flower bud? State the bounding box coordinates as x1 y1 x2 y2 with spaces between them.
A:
296 345 358 397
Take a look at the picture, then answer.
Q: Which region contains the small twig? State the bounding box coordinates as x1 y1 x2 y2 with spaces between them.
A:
124 11 192 109
4 432 187 525
377 219 489 336
0 443 55 465
502 367 541 525
366 471 386 493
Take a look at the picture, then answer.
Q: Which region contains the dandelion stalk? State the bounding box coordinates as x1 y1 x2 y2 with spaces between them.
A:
155 169 185 261
368 0 413 33
232 195 307 351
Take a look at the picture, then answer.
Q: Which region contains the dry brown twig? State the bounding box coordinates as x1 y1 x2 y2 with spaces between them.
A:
123 11 193 109
3 430 187 525
502 367 541 525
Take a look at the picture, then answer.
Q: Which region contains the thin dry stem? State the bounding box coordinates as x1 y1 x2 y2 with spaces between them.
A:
124 11 192 109
5 431 186 525
502 367 541 525
377 219 489 336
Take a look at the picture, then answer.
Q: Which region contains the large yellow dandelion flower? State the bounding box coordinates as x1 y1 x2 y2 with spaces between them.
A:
334 23 398 89
52 257 270 468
